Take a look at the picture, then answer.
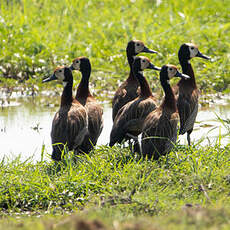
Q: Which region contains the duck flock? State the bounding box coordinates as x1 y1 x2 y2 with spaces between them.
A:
43 41 210 161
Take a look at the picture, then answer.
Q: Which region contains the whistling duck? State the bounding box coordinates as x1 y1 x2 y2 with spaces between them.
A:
112 40 158 121
176 43 210 145
70 57 103 153
43 66 88 161
109 56 161 147
142 65 190 159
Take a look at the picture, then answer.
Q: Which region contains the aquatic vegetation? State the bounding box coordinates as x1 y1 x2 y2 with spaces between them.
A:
0 0 229 96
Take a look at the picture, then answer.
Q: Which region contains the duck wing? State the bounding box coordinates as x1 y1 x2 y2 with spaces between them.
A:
177 90 198 134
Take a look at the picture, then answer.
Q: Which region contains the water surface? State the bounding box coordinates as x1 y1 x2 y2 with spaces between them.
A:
0 94 229 161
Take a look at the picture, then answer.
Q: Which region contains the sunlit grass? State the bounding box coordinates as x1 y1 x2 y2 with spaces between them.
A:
0 141 229 213
0 0 229 96
0 139 229 228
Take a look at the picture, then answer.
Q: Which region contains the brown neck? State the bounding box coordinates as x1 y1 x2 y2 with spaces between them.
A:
126 48 136 81
127 70 137 81
179 59 196 88
61 80 73 107
136 72 152 97
75 68 91 101
161 77 177 111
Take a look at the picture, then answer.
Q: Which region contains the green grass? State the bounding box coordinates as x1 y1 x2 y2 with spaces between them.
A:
0 0 230 98
0 0 230 228
0 140 229 229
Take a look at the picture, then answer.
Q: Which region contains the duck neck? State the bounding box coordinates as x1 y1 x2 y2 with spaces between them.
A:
160 77 177 111
126 49 136 81
61 76 73 107
135 71 152 97
76 67 91 99
179 58 196 88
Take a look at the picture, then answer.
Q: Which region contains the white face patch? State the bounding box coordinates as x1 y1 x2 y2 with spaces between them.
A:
188 46 199 58
167 66 177 79
140 57 150 70
55 68 65 81
72 59 81 70
135 42 144 53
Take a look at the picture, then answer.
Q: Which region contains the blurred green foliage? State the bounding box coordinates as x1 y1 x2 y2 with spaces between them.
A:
0 0 229 96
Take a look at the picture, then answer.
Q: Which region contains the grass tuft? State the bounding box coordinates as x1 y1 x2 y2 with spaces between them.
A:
0 142 229 216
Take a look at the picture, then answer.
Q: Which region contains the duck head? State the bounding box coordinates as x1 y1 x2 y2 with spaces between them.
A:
127 40 158 56
70 56 91 72
42 66 72 87
178 43 210 61
160 64 190 81
132 56 161 73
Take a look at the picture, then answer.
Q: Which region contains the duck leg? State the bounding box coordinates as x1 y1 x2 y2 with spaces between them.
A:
187 129 193 146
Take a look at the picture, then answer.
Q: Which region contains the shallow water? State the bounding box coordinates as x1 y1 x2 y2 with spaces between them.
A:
0 94 229 161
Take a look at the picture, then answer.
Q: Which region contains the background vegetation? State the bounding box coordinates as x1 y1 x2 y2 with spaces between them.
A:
0 0 230 99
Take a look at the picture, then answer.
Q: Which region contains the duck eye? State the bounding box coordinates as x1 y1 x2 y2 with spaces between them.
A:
169 68 172 71
137 43 140 46
143 60 146 62
191 47 194 50
59 70 62 72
